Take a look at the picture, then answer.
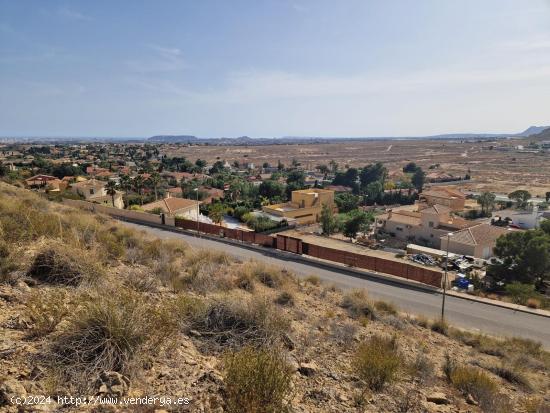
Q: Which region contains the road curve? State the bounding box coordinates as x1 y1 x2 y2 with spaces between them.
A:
121 222 550 347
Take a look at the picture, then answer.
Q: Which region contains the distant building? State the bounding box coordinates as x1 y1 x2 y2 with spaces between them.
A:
440 224 512 259
376 203 479 248
70 179 124 209
262 188 335 225
419 187 466 211
141 195 200 219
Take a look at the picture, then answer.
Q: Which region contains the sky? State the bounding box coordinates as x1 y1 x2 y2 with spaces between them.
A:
1 0 550 138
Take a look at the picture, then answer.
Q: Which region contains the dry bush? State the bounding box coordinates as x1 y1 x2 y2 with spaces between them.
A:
27 242 105 286
330 321 358 346
304 275 320 286
410 348 434 384
46 290 171 391
353 335 401 391
487 363 532 390
274 291 294 306
411 315 429 328
449 365 498 409
243 261 286 289
234 272 255 292
120 266 160 293
373 300 398 315
430 318 449 336
25 289 72 337
341 289 377 320
522 397 550 413
222 346 293 413
526 298 541 309
179 258 233 295
0 190 63 242
182 293 290 349
0 240 18 284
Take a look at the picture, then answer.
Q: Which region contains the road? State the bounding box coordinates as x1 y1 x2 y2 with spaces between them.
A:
122 222 550 347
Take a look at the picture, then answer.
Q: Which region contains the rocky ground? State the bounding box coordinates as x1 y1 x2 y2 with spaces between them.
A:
0 183 549 413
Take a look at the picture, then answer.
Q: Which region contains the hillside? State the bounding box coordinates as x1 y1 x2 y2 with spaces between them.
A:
0 183 549 412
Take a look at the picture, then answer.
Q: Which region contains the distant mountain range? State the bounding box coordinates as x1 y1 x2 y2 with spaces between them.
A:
147 125 550 145
2 125 548 144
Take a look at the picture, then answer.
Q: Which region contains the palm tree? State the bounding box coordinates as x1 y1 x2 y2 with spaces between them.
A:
148 172 161 201
119 174 132 207
105 180 118 208
133 175 145 205
477 192 496 216
208 203 225 224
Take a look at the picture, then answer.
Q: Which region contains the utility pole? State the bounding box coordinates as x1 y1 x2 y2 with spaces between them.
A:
194 187 199 235
441 233 452 320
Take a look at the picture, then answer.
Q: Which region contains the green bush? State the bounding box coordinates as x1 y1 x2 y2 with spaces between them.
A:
353 335 402 391
223 346 293 413
505 282 536 305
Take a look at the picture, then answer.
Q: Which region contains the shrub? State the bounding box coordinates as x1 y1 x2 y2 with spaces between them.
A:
25 289 72 337
0 240 18 283
304 275 320 286
353 335 401 391
27 243 104 286
330 321 357 346
430 319 449 336
373 300 398 315
449 365 498 409
234 273 255 292
341 289 377 320
410 349 434 384
505 282 535 305
412 315 429 328
246 262 284 288
184 294 290 349
522 397 550 413
487 364 531 389
526 298 541 309
47 290 169 391
223 346 293 413
274 291 294 306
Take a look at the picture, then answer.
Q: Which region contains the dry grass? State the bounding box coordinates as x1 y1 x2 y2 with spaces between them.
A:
223 346 293 413
177 293 291 350
25 289 72 337
27 242 105 286
373 300 398 315
448 364 499 410
522 397 550 413
430 318 449 336
341 289 377 320
353 334 401 392
243 261 287 289
46 289 172 391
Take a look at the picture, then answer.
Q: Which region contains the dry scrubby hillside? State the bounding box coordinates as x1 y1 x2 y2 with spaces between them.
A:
0 182 549 413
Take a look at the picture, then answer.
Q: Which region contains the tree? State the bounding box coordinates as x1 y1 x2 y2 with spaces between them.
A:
119 174 132 207
329 159 338 173
105 180 118 208
210 161 226 174
545 191 550 202
320 204 337 235
0 161 6 177
488 228 550 288
259 180 285 200
403 162 419 173
316 164 329 175
334 192 360 213
343 210 374 240
411 168 425 192
208 202 226 224
360 163 387 189
195 159 207 168
365 181 384 203
477 192 496 216
286 170 305 187
133 175 145 205
508 190 531 209
147 172 161 201
332 168 358 187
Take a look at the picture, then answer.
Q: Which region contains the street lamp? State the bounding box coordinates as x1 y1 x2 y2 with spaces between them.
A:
193 188 199 235
441 232 453 321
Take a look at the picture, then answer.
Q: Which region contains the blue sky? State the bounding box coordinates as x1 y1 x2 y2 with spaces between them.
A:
1 0 550 138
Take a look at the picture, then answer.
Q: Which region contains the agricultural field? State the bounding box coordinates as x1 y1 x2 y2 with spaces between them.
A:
165 138 550 196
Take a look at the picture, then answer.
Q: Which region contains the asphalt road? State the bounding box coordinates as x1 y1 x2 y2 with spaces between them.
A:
122 222 550 347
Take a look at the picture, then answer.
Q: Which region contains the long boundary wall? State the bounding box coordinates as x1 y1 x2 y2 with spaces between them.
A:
62 199 441 287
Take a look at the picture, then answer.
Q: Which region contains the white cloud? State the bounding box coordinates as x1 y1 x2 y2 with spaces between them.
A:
126 44 187 73
56 7 92 21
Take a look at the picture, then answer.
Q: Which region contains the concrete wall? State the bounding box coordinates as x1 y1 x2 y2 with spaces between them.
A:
63 198 163 225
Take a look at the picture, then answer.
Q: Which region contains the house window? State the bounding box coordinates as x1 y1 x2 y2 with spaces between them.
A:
396 227 403 231
429 221 434 227
90 188 94 195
